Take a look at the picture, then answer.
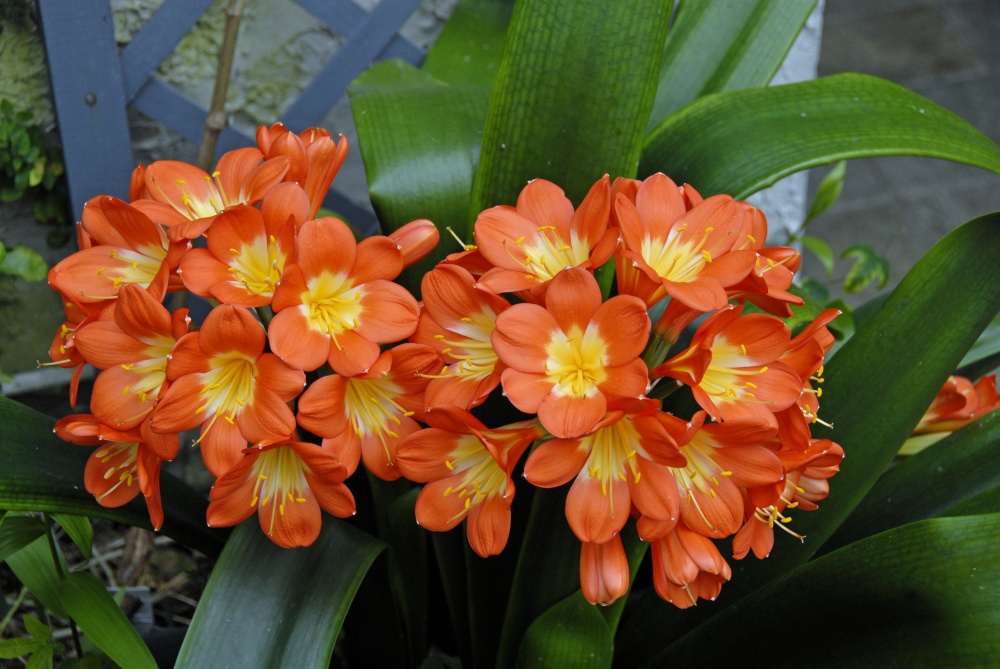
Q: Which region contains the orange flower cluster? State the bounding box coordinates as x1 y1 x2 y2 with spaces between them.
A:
47 132 843 609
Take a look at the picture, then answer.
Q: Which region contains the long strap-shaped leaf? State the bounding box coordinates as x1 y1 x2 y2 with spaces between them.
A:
174 517 384 669
470 0 672 213
617 212 1000 665
0 396 223 557
823 410 1000 553
641 73 1000 197
649 0 818 128
654 514 1000 667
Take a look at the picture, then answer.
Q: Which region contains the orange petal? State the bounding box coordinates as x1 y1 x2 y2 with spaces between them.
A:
565 475 630 543
267 308 332 372
466 494 511 557
524 438 589 488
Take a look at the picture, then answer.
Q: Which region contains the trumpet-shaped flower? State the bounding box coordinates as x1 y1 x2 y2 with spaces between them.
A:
256 123 349 219
48 196 186 304
580 535 630 606
412 263 510 410
492 268 650 438
54 414 165 530
396 406 542 557
74 283 189 459
653 306 801 426
473 176 618 299
151 305 305 476
296 343 441 480
524 399 685 544
614 173 756 311
650 522 731 609
206 440 356 548
268 217 420 376
137 147 289 241
177 184 309 307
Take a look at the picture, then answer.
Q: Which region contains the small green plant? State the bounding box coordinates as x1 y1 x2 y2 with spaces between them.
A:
0 98 71 246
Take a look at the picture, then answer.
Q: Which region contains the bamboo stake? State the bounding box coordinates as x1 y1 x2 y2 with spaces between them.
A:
196 0 245 171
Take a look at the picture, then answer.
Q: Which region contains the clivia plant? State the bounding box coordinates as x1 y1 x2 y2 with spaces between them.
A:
3 1 1000 667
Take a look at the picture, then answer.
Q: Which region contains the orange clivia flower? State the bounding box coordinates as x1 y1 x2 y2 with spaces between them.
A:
151 305 305 476
256 123 349 219
268 217 420 376
900 374 1000 455
206 440 356 548
473 176 618 300
43 296 104 407
580 535 630 606
613 173 757 311
396 406 543 557
48 196 186 305
492 268 650 438
389 218 440 269
653 306 802 427
137 147 289 241
649 521 731 609
177 184 310 307
524 398 685 544
54 414 165 530
296 343 441 480
74 283 189 460
411 263 510 410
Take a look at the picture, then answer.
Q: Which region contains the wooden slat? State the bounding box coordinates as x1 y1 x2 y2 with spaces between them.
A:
37 0 134 217
119 0 216 101
296 0 424 64
282 0 425 129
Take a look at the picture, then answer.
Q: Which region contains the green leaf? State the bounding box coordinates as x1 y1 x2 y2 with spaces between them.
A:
0 514 47 562
421 0 513 87
517 592 613 669
650 0 818 128
349 60 490 271
55 572 156 669
175 517 384 669
957 311 1000 377
642 73 1000 198
0 245 47 281
823 410 1000 552
4 536 69 618
804 160 847 225
618 212 1000 665
841 243 890 293
0 637 45 660
51 514 93 560
945 485 1000 517
0 397 224 557
24 648 54 669
21 614 52 642
800 234 835 277
662 514 1000 666
470 0 672 213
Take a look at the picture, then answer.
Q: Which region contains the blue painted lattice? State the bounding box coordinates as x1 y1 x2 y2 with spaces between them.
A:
38 0 428 235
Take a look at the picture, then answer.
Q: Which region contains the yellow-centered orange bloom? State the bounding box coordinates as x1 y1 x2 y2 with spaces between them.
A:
473 176 618 300
177 184 309 307
136 147 290 241
411 263 510 410
54 414 165 530
151 305 305 476
268 217 420 376
396 406 543 557
491 268 650 438
296 343 441 481
206 440 355 548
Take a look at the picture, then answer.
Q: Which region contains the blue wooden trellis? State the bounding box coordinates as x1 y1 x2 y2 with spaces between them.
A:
37 0 429 237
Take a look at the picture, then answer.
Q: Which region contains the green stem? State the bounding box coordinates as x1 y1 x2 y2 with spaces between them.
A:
0 585 28 635
254 305 273 330
43 515 83 658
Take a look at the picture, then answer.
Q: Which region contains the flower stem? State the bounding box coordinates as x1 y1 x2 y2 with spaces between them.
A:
43 514 84 658
254 305 273 330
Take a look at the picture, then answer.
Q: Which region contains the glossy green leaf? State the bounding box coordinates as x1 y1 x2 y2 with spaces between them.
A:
945 484 1000 517
4 536 69 618
661 514 1000 667
0 514 47 562
470 0 671 213
650 0 817 127
642 73 1000 198
841 243 890 293
618 212 1000 665
174 517 384 669
349 60 490 278
823 410 1000 552
51 514 92 560
0 397 224 557
804 160 847 225
517 592 613 669
56 571 156 669
801 234 835 277
957 311 1000 378
421 0 513 87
